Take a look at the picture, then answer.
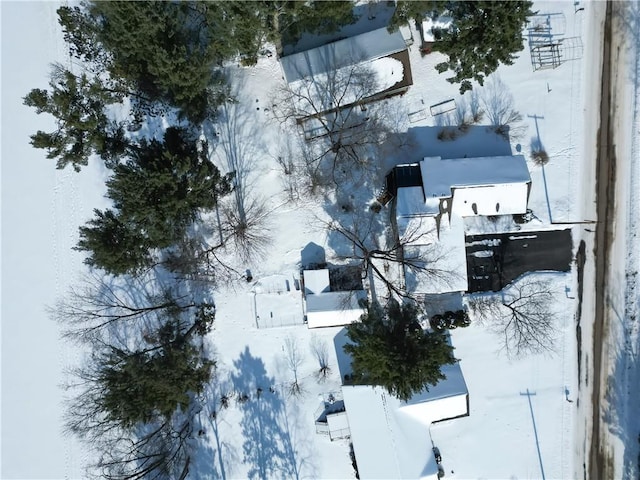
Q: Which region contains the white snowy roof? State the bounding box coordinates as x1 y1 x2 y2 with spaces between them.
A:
404 213 469 294
287 55 405 117
402 361 468 414
303 269 366 328
396 186 439 244
280 27 407 83
342 385 440 480
306 291 366 328
326 411 349 432
303 269 330 295
342 362 468 480
306 290 365 313
396 186 430 217
420 155 531 200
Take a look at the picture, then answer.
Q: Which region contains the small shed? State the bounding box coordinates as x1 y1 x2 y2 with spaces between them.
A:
303 269 366 329
315 393 351 441
420 15 453 53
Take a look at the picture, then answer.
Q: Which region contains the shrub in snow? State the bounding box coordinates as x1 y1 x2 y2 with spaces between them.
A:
531 149 550 166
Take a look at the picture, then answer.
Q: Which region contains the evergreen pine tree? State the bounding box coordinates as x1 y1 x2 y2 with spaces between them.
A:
344 300 457 402
76 209 152 275
388 0 443 31
58 1 230 123
106 127 232 249
276 1 356 46
76 127 232 275
390 1 533 93
23 65 127 171
99 320 214 427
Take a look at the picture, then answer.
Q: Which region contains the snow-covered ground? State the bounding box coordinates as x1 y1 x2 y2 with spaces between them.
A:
599 2 640 478
4 1 635 479
1 2 108 478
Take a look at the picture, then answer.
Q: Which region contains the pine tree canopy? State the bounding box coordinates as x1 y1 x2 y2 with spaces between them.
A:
344 300 457 402
23 65 127 171
76 209 153 276
390 1 534 93
107 127 232 247
98 321 214 427
76 127 233 274
55 1 356 123
58 1 228 123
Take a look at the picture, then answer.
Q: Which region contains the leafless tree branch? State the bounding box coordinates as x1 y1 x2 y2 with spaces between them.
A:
319 212 459 302
467 276 557 357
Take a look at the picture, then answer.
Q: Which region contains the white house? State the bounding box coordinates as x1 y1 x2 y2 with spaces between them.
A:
419 155 531 217
302 269 366 328
280 27 413 131
392 155 531 295
335 337 469 480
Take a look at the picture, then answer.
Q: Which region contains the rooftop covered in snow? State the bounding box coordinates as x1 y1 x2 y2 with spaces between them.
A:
281 27 412 120
420 155 531 198
341 361 468 480
303 269 366 328
420 155 531 201
403 212 469 294
280 27 408 83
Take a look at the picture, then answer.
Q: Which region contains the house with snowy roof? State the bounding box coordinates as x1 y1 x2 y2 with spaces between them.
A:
388 155 532 295
279 27 413 138
302 268 367 328
333 329 469 479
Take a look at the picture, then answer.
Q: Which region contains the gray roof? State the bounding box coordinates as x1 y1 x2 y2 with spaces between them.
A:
421 155 532 199
280 27 407 84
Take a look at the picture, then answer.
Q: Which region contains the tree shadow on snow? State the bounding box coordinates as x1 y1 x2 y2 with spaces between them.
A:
601 285 640 480
614 1 640 91
188 370 241 480
231 347 315 480
301 242 327 270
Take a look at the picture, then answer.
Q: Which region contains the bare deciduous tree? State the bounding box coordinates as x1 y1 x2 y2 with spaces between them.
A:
467 276 557 357
213 76 272 263
481 75 525 139
52 272 215 344
272 57 400 187
322 212 459 301
309 334 331 382
284 335 304 396
221 195 272 264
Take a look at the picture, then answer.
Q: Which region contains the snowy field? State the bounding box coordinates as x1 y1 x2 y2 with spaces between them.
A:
1 2 108 479
3 1 639 479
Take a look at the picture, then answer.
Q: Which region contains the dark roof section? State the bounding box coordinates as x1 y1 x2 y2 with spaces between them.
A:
385 164 423 197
